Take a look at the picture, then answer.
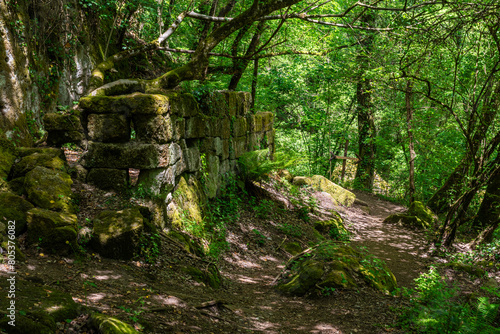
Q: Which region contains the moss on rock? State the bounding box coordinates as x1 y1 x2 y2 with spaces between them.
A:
277 242 397 296
293 175 356 207
11 153 67 179
89 313 138 334
80 92 170 115
87 113 130 143
0 278 80 334
283 241 302 255
167 230 204 257
91 208 144 260
181 265 222 289
383 202 437 230
0 191 34 235
167 174 206 229
26 208 78 253
25 166 75 213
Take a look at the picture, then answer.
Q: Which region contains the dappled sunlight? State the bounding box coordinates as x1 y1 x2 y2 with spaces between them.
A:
87 292 107 302
248 316 279 333
153 295 189 308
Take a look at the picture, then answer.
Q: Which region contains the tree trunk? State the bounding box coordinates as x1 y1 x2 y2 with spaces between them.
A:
354 12 376 192
406 80 415 203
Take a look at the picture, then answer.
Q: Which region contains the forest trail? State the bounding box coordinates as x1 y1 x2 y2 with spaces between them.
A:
215 190 431 334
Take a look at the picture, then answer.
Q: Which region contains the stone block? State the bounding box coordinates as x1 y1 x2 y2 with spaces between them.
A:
25 166 75 213
221 118 231 139
91 208 144 260
222 139 230 160
44 113 85 146
205 117 223 137
87 168 129 191
0 191 34 236
260 112 274 131
231 136 247 159
79 92 170 115
232 117 247 137
206 154 220 199
82 142 170 169
266 129 275 145
253 113 263 132
248 132 265 151
26 208 78 253
133 114 174 144
137 168 175 196
168 92 200 117
87 113 130 143
185 117 206 138
184 145 201 172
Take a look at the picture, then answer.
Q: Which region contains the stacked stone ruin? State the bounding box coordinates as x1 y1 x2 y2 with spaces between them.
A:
45 91 274 225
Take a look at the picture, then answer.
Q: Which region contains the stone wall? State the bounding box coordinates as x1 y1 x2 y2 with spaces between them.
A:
57 90 275 228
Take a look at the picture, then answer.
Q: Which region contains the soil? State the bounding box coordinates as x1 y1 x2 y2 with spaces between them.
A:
0 161 495 333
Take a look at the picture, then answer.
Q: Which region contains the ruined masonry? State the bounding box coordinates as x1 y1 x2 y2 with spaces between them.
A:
45 90 274 228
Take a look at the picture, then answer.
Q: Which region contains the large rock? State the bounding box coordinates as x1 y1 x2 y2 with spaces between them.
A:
25 166 75 213
167 174 206 229
43 113 85 146
81 141 170 169
383 201 437 230
80 92 170 115
87 113 130 142
26 208 78 253
0 135 17 190
136 167 175 197
277 242 397 296
132 113 177 143
10 152 67 179
0 192 34 236
293 175 356 207
91 208 144 260
0 279 80 334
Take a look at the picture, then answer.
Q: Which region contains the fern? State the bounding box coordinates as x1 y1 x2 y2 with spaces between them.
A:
238 149 300 182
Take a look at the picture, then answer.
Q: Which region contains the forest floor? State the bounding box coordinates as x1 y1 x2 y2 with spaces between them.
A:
2 178 492 333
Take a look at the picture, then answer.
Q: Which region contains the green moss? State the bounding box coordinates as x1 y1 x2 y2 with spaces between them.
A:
91 208 144 260
26 208 78 253
182 264 221 289
89 313 138 334
293 175 356 207
278 259 325 296
409 201 437 228
167 230 204 257
283 242 302 255
0 191 34 235
80 93 170 115
25 166 75 213
11 153 67 179
8 177 26 196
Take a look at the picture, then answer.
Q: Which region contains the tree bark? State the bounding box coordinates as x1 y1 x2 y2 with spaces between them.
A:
354 12 376 192
406 80 415 203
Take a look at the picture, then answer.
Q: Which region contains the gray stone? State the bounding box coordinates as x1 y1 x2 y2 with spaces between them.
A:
206 154 220 198
137 168 175 196
184 146 201 172
82 142 170 169
231 136 247 159
133 113 176 144
185 117 206 138
87 113 130 143
26 208 78 253
91 208 144 260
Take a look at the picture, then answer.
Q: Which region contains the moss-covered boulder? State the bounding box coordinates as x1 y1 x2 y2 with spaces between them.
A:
10 152 67 179
0 191 34 235
0 279 80 334
383 201 437 230
80 92 170 115
89 313 138 334
43 112 85 146
26 208 78 253
293 175 356 207
167 230 204 257
17 147 65 159
314 217 350 241
181 265 222 289
166 174 206 229
8 177 26 196
0 134 17 190
25 166 75 213
276 242 397 296
91 208 144 260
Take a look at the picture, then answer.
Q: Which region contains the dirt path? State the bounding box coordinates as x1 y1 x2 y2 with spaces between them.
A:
214 191 431 333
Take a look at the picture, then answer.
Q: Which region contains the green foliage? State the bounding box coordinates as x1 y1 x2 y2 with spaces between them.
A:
253 199 273 220
278 223 303 238
400 266 500 333
251 229 267 246
238 150 299 183
137 232 160 264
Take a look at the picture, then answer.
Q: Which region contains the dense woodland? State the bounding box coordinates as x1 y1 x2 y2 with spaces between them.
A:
1 0 500 333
